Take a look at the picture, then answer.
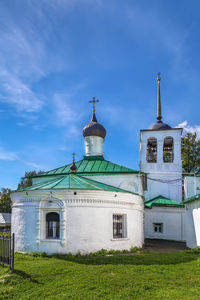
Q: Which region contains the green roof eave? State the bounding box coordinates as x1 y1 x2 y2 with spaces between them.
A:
145 195 185 209
184 194 200 204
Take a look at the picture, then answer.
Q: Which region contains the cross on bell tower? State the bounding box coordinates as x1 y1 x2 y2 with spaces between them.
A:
89 97 99 113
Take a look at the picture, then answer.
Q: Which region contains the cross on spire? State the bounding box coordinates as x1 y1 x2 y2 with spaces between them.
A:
89 97 99 113
72 152 75 163
70 152 77 173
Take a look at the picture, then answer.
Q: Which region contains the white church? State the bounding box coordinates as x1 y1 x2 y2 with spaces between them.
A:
11 74 200 254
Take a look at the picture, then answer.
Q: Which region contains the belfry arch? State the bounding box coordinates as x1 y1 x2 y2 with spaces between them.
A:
146 137 157 163
163 136 174 163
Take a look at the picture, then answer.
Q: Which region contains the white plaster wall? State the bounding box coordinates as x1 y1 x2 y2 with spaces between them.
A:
84 136 104 156
185 200 200 248
184 176 200 199
144 207 186 241
11 189 144 254
144 173 182 202
83 174 143 196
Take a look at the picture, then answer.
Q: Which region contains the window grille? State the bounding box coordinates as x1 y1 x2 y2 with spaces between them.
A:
153 223 163 233
113 215 127 238
46 212 60 239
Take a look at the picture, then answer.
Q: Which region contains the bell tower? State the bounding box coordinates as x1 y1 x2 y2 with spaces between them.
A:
140 74 183 202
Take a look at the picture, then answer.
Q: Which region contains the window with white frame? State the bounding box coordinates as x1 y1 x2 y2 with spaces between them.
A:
113 214 127 238
153 223 163 233
46 212 60 239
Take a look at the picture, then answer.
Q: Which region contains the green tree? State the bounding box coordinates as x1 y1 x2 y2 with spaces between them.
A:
17 170 44 190
181 132 200 173
0 189 12 213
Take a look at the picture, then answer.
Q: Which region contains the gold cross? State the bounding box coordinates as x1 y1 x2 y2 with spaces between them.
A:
89 97 99 113
72 152 75 163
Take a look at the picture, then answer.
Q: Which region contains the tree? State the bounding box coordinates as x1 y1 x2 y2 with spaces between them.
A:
17 170 44 190
0 188 12 213
181 132 200 173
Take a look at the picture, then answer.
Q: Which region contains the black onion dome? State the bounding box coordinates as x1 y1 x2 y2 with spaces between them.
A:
70 162 77 173
82 112 106 138
150 121 171 130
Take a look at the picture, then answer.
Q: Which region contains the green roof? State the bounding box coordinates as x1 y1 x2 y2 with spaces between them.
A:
184 194 200 204
145 196 185 208
32 156 139 178
21 173 136 194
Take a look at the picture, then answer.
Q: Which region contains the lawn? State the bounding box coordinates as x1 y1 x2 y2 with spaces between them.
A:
0 251 200 299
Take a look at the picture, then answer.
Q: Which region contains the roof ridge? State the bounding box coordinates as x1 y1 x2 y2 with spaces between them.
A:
50 176 66 189
73 175 104 191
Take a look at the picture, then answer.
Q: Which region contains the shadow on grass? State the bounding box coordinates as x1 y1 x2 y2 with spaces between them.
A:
14 269 39 284
50 251 199 266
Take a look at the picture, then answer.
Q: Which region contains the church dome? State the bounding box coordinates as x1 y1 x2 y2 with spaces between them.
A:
150 121 171 130
82 112 106 139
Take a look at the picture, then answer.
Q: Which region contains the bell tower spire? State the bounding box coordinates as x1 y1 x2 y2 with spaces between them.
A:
157 72 162 123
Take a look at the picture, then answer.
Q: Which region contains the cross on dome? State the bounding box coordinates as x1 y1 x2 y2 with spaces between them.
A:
89 97 99 113
70 152 77 173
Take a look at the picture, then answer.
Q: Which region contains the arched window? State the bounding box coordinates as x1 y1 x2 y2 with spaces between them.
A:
46 212 60 239
146 138 157 163
163 137 174 163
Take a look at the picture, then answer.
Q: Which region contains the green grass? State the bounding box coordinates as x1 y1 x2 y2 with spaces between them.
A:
0 251 200 299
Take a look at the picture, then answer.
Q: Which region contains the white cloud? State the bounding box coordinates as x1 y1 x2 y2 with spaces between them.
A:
0 146 42 169
176 120 200 139
0 147 19 161
0 69 43 112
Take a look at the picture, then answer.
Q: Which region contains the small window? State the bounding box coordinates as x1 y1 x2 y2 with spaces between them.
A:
113 214 127 238
153 223 163 233
46 212 60 239
163 137 174 163
147 138 157 163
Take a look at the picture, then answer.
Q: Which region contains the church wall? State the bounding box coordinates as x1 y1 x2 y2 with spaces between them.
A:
83 174 143 196
144 207 186 241
184 176 200 199
144 173 182 202
185 200 200 248
11 189 144 254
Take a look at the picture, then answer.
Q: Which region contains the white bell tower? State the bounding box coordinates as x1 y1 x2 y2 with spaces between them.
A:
140 74 183 202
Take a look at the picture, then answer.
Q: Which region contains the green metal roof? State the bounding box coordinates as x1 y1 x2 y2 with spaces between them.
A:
145 196 185 208
32 156 139 178
184 194 200 204
21 173 136 194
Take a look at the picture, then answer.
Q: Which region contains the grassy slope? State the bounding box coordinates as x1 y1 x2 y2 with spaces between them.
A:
0 252 200 299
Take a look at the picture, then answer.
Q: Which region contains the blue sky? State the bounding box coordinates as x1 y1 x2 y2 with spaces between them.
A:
0 0 200 189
